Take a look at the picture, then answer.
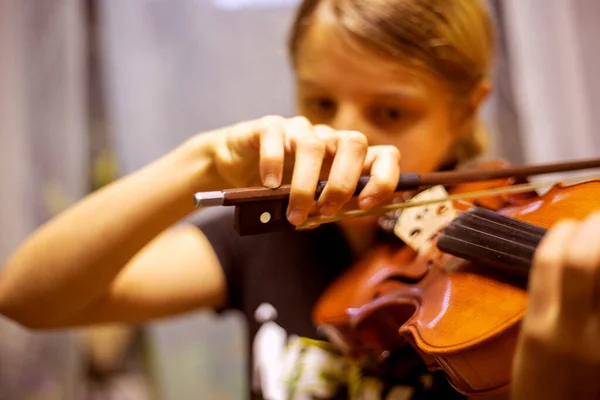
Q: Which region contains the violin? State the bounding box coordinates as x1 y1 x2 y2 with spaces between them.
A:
194 158 600 396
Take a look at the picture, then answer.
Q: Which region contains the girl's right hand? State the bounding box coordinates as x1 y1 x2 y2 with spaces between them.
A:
203 115 401 225
0 114 402 328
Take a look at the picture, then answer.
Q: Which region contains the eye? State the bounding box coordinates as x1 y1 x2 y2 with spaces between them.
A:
372 106 404 125
306 97 337 117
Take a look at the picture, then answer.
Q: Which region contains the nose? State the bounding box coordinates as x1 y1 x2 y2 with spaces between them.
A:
329 104 385 146
329 104 369 135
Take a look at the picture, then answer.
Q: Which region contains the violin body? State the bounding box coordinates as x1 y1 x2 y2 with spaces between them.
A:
312 164 600 396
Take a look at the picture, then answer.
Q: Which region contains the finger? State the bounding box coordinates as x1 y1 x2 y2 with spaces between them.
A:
313 124 338 154
562 211 600 312
315 130 369 216
256 116 286 188
528 219 578 324
285 117 325 225
313 124 340 175
357 146 401 209
586 211 600 311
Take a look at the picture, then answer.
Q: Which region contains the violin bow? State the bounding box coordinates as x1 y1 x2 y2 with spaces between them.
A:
193 158 600 235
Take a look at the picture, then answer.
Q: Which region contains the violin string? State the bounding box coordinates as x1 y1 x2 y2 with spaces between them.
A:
445 210 544 258
458 209 545 244
457 205 545 248
436 208 548 275
437 233 535 276
296 173 600 230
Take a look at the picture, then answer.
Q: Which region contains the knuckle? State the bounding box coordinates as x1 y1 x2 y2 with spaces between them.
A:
558 218 579 229
326 182 356 198
289 115 312 128
314 124 336 138
532 247 558 272
363 189 385 202
388 145 401 159
301 137 326 154
564 248 595 273
376 145 401 159
291 187 316 201
519 326 551 349
379 180 398 194
340 130 368 147
557 220 591 269
522 306 559 339
262 153 284 165
366 177 393 196
533 219 577 268
314 124 334 133
258 115 285 130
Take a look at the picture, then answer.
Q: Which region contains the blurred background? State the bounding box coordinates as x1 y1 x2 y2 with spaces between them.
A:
0 0 599 399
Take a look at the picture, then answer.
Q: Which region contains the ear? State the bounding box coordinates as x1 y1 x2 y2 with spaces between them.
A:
454 78 492 138
470 78 492 110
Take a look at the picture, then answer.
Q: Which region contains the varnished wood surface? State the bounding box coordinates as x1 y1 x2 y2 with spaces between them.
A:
313 178 600 395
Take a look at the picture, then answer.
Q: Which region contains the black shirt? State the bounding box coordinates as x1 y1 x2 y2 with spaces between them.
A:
193 208 465 400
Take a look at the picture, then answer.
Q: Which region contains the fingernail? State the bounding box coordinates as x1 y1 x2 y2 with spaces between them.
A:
319 202 338 217
264 174 279 188
300 223 321 231
359 196 377 209
308 200 319 215
287 209 304 225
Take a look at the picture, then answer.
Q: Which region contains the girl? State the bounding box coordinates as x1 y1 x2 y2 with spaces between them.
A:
1 0 598 399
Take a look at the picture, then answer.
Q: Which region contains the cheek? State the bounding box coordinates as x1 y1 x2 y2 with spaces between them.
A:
382 115 455 174
397 132 454 173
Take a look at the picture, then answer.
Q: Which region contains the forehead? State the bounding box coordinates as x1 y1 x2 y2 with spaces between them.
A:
295 9 443 97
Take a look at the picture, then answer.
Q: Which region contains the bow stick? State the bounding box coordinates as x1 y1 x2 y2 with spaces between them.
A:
298 173 600 229
193 158 600 235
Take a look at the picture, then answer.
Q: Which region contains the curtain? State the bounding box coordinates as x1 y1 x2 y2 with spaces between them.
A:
500 0 600 165
0 0 87 398
97 0 298 174
96 1 300 399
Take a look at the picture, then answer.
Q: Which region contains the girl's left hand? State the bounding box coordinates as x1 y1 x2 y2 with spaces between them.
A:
511 211 600 400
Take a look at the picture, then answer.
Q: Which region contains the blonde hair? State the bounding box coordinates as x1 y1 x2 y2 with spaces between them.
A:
289 0 495 165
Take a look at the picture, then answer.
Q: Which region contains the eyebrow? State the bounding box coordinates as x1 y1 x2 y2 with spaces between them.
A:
374 89 426 101
297 80 326 90
298 79 425 100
